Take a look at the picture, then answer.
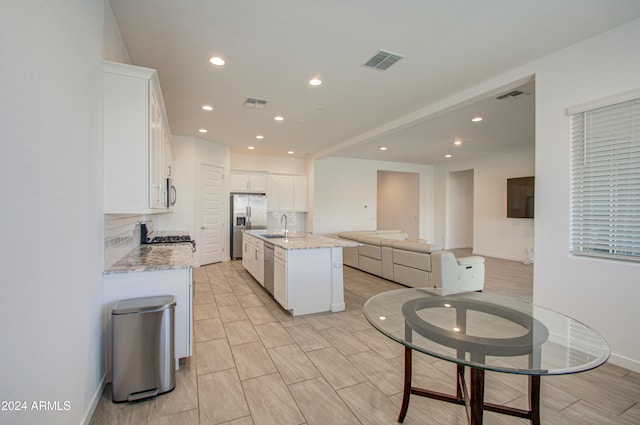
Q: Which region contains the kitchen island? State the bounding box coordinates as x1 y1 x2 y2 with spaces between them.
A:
243 230 359 316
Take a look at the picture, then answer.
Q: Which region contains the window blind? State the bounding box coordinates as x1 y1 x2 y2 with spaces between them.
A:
570 97 640 262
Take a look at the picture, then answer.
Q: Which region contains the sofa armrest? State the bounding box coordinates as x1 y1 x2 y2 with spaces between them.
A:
458 256 484 266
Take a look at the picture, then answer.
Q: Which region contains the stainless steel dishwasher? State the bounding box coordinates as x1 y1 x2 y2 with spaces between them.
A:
263 242 274 295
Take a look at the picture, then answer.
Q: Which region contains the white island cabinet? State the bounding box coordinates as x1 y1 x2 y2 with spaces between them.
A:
242 232 264 285
246 231 359 316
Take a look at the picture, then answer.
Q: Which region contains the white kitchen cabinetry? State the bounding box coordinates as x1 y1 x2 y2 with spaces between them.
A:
103 268 193 379
104 61 173 214
267 175 294 211
293 176 308 212
267 174 307 212
242 233 264 285
274 247 288 308
272 245 345 315
231 170 267 193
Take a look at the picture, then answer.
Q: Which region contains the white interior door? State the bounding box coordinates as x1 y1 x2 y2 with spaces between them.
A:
199 164 224 265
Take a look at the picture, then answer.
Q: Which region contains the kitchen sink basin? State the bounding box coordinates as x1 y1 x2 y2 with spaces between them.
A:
261 234 285 238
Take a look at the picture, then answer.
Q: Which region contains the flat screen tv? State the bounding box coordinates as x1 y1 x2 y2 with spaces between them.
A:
507 176 534 218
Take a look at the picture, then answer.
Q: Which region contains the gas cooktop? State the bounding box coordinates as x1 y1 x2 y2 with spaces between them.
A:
149 235 192 244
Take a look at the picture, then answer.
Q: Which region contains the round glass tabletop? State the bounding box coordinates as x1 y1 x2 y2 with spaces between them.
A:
363 288 610 375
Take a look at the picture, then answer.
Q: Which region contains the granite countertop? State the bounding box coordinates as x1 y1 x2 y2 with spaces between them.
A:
105 243 195 274
246 230 360 250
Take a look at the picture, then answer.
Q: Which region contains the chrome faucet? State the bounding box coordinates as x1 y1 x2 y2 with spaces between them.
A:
280 213 288 238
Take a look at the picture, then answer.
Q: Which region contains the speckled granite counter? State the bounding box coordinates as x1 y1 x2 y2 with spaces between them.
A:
105 243 195 274
247 231 360 250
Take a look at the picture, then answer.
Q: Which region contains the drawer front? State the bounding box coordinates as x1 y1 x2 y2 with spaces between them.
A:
275 246 287 261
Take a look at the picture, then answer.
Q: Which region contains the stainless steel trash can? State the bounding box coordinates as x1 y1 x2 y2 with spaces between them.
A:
111 295 176 403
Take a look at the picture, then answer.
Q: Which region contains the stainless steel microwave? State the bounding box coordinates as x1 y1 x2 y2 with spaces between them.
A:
166 178 176 208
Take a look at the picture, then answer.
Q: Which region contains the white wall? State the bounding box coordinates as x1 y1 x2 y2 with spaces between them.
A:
313 157 434 238
102 0 130 64
377 171 420 238
231 152 306 175
446 169 474 249
533 19 640 371
156 135 231 263
434 149 535 261
0 1 106 424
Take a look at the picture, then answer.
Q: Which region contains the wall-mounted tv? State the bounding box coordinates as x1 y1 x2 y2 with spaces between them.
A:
507 176 534 218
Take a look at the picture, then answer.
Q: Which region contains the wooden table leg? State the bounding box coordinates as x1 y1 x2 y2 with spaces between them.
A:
529 375 541 425
456 364 465 399
470 368 485 425
398 346 412 423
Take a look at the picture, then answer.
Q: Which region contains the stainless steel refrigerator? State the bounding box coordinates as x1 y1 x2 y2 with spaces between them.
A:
231 193 267 259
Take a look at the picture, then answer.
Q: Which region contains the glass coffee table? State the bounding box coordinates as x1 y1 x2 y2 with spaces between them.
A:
363 288 610 425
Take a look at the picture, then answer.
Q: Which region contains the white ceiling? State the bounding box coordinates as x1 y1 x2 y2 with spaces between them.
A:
109 0 640 165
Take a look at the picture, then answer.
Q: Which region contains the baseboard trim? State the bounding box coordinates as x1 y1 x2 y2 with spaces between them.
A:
82 373 106 425
470 250 531 263
609 352 640 374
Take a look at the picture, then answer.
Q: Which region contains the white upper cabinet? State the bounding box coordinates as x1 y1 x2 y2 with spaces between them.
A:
267 174 307 212
104 61 173 214
230 170 267 193
293 176 308 212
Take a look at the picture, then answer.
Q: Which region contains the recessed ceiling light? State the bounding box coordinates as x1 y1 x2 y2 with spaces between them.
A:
287 151 294 155
202 105 213 111
454 140 462 145
256 135 264 139
198 129 208 133
309 78 322 86
380 147 388 151
445 154 452 158
472 117 483 122
209 56 225 66
274 116 284 121
248 146 255 150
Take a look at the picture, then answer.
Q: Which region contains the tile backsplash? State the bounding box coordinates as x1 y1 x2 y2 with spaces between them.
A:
104 214 144 269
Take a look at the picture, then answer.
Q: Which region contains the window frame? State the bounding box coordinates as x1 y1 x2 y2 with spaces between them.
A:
568 90 640 263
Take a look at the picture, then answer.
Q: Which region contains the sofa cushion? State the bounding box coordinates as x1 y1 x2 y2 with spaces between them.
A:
359 255 382 276
357 236 383 260
393 248 432 272
342 246 359 268
393 264 429 288
337 230 408 242
391 240 441 253
355 235 383 245
338 231 375 240
375 232 409 240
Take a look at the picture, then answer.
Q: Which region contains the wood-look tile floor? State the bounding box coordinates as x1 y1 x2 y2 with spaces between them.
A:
90 251 640 425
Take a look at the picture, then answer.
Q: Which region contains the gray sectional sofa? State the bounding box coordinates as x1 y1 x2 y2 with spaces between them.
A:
338 230 485 291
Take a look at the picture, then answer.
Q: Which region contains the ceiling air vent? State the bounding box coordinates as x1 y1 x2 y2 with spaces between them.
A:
496 90 528 101
363 49 405 70
244 98 268 109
